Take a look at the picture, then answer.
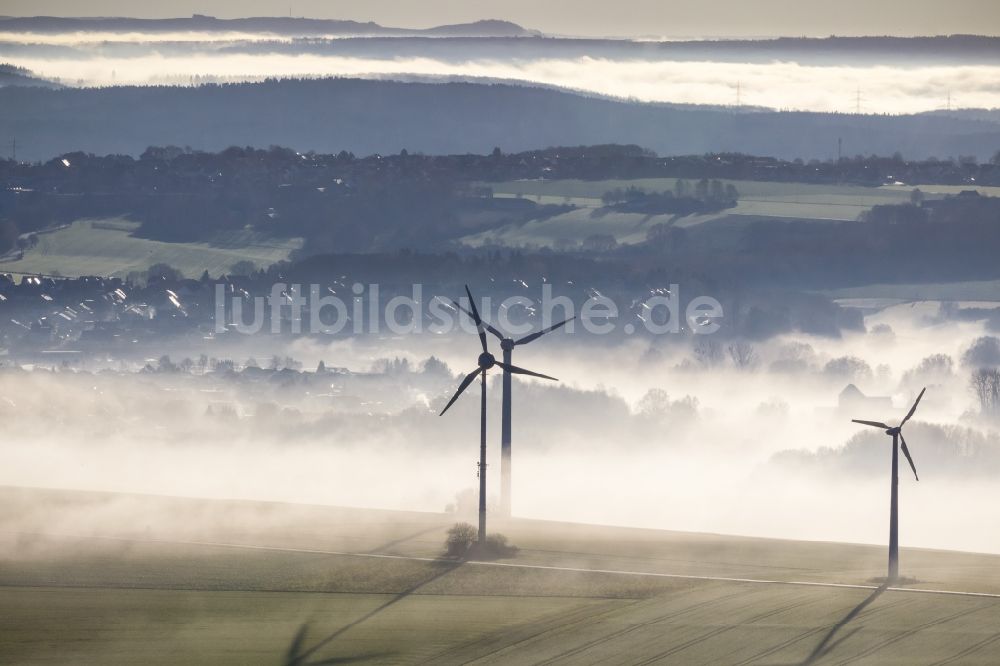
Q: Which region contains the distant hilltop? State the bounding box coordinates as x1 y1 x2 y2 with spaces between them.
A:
0 15 541 38
0 62 60 88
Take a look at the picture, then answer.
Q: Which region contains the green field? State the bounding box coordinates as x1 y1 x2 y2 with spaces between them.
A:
486 178 1000 202
2 486 1000 664
466 207 676 247
465 179 999 249
0 219 303 279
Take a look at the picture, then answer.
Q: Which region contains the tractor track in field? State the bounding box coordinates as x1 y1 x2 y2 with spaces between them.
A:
729 594 916 666
447 583 796 665
466 587 750 664
419 597 643 664
631 594 818 665
931 631 1000 665
832 599 999 665
734 625 832 666
531 588 754 665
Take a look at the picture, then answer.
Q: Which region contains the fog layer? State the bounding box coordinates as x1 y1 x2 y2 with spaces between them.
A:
3 39 998 113
2 302 1000 554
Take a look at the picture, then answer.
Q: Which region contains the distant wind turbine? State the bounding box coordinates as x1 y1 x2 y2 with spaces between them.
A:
449 297 570 516
852 387 926 582
439 286 556 545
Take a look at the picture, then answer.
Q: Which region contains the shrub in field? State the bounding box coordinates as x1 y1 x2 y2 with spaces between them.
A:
444 524 519 559
445 522 477 557
483 533 519 558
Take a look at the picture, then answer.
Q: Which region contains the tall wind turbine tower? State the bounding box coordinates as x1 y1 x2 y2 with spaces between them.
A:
441 287 557 543
852 388 926 582
449 298 570 516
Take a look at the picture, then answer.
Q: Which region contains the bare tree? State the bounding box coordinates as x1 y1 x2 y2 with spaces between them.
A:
962 336 1000 368
157 354 176 373
970 367 1000 416
728 342 760 371
824 356 873 383
902 353 953 386
694 338 723 368
636 388 670 419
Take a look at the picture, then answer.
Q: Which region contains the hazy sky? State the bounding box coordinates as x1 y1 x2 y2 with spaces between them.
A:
1 0 997 37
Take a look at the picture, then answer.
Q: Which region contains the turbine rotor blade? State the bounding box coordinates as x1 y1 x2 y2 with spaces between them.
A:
899 387 927 427
439 368 481 416
450 298 503 341
899 433 919 481
514 316 576 346
852 419 890 429
464 285 488 353
495 361 557 381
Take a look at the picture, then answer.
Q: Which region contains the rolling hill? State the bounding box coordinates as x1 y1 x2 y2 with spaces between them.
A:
0 63 58 88
2 78 999 162
2 486 999 664
0 15 537 38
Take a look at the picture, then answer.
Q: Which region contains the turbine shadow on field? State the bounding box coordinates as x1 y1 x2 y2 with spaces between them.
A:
283 562 460 666
369 525 443 554
799 584 887 665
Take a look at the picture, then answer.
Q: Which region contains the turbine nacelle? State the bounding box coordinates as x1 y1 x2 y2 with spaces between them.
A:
851 387 926 482
438 285 558 416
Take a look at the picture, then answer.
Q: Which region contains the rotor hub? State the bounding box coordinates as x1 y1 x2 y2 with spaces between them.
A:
478 352 496 369
500 338 515 351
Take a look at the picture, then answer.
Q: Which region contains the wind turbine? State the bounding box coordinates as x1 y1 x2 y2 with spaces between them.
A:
439 286 557 545
852 387 926 582
447 298 571 516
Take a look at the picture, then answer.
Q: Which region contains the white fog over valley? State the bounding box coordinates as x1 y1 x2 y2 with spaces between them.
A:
4 301 1000 554
5 43 1000 114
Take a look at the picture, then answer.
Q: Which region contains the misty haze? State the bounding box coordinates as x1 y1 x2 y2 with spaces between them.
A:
2 3 1000 665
